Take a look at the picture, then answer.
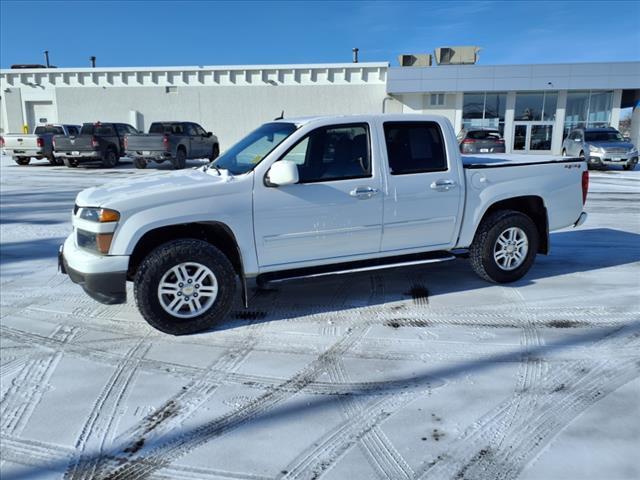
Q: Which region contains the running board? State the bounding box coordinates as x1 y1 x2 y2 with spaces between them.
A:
257 251 455 286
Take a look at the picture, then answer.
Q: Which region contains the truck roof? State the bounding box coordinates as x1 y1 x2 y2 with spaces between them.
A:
273 114 451 127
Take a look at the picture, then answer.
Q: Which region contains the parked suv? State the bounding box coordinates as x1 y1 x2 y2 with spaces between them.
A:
562 127 638 170
458 128 505 154
125 122 219 169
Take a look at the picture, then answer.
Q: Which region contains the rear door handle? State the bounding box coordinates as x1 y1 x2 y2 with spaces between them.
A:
350 186 379 199
430 179 457 191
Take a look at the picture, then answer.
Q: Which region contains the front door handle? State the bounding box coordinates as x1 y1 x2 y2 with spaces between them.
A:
350 186 379 199
430 179 457 191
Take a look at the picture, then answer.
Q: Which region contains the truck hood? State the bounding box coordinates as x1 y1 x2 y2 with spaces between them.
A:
75 168 237 210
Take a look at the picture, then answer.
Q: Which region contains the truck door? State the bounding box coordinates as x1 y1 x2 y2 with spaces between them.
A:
253 122 383 267
380 120 463 251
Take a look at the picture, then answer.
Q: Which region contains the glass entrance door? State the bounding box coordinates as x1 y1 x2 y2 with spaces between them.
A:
512 122 554 152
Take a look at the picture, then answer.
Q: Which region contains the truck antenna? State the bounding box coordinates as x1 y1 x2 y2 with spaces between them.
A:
274 110 284 120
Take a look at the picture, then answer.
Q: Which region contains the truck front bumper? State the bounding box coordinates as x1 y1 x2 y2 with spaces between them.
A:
59 234 129 305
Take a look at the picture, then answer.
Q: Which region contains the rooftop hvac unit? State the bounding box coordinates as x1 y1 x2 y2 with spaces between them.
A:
398 54 432 67
434 46 481 65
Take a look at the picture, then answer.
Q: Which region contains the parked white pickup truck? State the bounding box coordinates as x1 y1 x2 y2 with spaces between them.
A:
1 124 81 165
59 115 588 334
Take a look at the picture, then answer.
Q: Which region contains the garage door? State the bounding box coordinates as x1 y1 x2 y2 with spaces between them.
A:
26 101 55 132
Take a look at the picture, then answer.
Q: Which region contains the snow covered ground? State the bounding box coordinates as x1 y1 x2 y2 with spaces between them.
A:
1 154 638 480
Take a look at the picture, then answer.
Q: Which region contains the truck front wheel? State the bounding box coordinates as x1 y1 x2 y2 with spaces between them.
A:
469 210 539 283
134 239 236 335
172 148 187 169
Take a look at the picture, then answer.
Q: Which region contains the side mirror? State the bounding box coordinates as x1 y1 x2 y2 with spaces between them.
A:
624 136 631 142
206 131 213 137
267 160 299 186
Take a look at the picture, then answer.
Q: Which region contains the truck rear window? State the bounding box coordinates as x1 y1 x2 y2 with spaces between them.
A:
81 124 115 135
384 122 447 174
34 126 64 135
149 123 184 134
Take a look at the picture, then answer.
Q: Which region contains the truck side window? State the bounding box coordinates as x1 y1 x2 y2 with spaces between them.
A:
96 125 116 136
279 124 371 183
384 122 447 174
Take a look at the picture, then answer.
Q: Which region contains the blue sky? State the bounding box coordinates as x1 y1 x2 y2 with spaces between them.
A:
1 0 639 68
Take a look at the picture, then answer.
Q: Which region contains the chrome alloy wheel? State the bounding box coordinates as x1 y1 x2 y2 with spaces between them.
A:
157 262 218 319
493 227 529 271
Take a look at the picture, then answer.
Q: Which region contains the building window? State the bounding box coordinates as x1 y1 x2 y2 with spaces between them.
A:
165 86 178 93
514 91 557 121
430 93 445 106
564 90 613 138
462 92 506 135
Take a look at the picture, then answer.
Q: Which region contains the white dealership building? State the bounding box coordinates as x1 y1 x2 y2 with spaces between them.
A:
1 59 639 154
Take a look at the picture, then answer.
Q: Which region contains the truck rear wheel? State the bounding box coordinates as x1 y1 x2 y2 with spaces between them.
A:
210 144 220 161
173 148 186 169
134 239 236 335
14 157 30 166
469 210 538 283
63 157 79 168
102 149 118 168
133 158 147 169
47 155 58 166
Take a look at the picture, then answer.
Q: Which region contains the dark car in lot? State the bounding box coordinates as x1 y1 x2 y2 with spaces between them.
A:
54 122 138 168
562 127 638 170
125 121 219 169
458 128 505 154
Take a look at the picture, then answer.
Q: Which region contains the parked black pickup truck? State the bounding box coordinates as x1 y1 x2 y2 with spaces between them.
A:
125 121 219 169
54 122 139 168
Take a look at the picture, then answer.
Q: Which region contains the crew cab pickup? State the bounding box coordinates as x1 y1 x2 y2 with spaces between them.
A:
1 124 81 165
125 121 219 169
59 115 589 335
53 122 138 168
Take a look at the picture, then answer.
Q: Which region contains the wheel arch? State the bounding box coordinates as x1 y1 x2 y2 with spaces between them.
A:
127 221 248 305
475 196 549 254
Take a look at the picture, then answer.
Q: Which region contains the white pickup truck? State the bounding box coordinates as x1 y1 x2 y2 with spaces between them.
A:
1 124 81 165
59 115 589 335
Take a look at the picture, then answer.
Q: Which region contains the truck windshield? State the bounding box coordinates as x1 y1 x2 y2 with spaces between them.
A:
585 131 624 142
213 122 297 174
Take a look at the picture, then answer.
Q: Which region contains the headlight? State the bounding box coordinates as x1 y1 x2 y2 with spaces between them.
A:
77 229 114 254
588 145 603 153
79 207 120 223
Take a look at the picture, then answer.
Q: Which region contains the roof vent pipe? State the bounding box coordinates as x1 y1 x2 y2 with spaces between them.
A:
90 56 96 68
43 50 50 68
352 48 359 63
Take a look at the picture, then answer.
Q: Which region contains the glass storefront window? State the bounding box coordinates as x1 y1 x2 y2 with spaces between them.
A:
564 90 613 138
515 93 544 121
462 92 506 136
542 92 557 121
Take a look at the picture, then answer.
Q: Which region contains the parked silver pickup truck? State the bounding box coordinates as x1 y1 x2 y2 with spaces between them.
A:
1 124 81 165
125 121 219 169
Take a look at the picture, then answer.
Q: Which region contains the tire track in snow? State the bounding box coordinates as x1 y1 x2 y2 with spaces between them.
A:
413 324 640 480
0 325 81 437
64 339 152 480
279 359 417 480
95 323 371 480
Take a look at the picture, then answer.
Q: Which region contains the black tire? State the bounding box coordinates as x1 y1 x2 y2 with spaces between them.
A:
54 156 64 165
102 149 117 168
47 155 57 166
133 157 148 169
172 148 186 169
210 144 220 161
14 157 30 166
134 239 236 335
469 210 539 283
63 157 78 168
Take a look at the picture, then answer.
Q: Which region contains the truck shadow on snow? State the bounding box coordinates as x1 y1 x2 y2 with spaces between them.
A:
217 227 640 332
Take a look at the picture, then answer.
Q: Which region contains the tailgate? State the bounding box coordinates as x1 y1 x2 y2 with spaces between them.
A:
54 136 94 151
3 135 39 149
125 134 166 151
